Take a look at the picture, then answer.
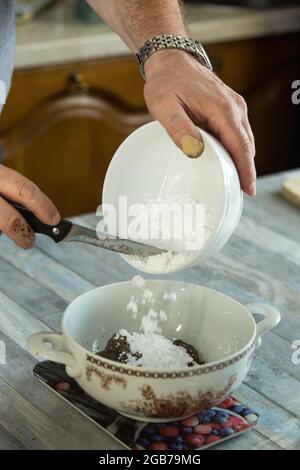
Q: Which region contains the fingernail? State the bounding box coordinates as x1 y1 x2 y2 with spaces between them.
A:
26 234 35 249
250 182 256 197
50 210 61 226
181 135 204 158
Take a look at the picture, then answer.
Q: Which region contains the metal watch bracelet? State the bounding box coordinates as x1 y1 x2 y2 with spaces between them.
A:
136 35 213 79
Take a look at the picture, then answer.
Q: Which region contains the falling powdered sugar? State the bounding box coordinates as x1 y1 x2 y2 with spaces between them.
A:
163 290 177 301
95 276 204 368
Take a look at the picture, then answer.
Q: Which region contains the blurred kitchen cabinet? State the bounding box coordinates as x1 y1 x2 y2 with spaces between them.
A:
0 33 299 216
205 33 300 175
0 57 150 217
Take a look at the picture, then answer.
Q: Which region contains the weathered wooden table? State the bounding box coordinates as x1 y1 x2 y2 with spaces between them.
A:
0 170 299 450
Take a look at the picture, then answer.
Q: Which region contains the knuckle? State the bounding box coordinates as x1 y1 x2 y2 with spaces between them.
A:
239 139 255 158
149 93 170 110
168 113 190 138
236 94 247 110
17 178 38 202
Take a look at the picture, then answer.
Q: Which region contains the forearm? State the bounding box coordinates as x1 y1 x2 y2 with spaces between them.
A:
86 0 187 52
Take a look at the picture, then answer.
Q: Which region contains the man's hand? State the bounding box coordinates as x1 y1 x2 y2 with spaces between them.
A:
0 165 60 248
87 0 256 195
144 50 256 196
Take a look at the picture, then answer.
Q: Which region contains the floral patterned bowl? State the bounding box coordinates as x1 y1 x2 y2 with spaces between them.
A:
27 280 280 422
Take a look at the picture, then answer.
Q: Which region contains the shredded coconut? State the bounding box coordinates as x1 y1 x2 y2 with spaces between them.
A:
94 276 198 368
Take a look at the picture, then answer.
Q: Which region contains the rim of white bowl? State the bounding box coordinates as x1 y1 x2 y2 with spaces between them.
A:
62 280 257 374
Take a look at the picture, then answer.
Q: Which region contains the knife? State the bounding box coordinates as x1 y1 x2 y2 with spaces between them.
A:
9 201 165 258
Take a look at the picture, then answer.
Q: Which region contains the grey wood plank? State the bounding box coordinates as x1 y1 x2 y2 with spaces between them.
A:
0 237 95 302
236 216 300 268
0 256 66 326
258 332 300 382
0 423 26 450
245 354 300 418
235 384 300 450
243 170 300 244
0 376 122 450
0 291 52 349
216 430 280 450
0 332 123 450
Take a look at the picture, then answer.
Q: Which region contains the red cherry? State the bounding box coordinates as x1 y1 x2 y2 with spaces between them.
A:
206 435 221 444
180 416 199 427
148 442 169 450
235 423 250 432
186 434 205 447
194 424 212 435
212 423 222 430
159 426 180 437
219 397 236 408
226 416 244 426
55 381 71 391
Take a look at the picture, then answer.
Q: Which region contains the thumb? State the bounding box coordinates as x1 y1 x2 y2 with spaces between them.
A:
147 96 204 158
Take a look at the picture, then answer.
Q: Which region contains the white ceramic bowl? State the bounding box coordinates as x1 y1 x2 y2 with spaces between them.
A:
27 280 280 422
102 121 243 274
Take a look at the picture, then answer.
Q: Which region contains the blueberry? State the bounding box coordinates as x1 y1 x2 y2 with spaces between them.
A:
181 426 193 434
142 426 156 436
204 410 216 418
175 444 185 450
200 416 212 423
175 436 184 444
137 438 150 447
231 405 245 414
214 416 228 425
220 427 235 437
151 434 166 442
241 408 252 416
170 443 181 450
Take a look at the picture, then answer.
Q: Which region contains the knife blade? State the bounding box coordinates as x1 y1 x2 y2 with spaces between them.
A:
7 201 166 258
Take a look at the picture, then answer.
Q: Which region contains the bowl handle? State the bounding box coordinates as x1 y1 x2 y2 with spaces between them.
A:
27 332 81 378
247 303 281 348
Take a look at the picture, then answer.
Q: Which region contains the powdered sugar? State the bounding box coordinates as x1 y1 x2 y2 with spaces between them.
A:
115 330 195 368
131 275 145 288
163 291 177 302
95 276 200 368
122 193 208 274
126 296 138 314
115 276 196 367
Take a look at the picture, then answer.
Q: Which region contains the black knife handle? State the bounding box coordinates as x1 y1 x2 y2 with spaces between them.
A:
5 199 72 243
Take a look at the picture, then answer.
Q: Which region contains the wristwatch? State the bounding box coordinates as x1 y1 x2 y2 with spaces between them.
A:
136 35 213 79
